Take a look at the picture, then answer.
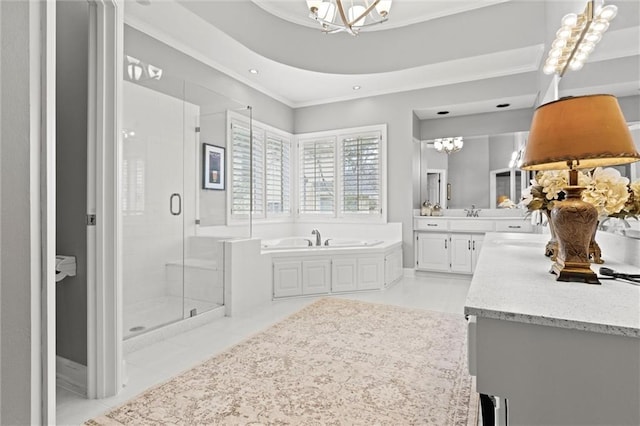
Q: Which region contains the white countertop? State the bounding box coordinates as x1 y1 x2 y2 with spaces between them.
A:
414 215 529 221
464 232 640 338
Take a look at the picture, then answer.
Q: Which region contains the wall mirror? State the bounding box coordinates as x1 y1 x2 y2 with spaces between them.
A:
416 123 640 239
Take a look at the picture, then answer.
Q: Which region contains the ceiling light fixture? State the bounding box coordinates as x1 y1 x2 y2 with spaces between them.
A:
305 0 392 36
249 68 259 74
352 85 361 90
542 0 617 77
433 137 464 155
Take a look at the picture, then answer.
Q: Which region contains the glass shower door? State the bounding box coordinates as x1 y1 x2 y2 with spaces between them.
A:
122 79 186 338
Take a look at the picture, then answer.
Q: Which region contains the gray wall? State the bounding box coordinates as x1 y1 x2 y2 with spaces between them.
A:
295 72 538 268
56 0 89 366
1 1 41 423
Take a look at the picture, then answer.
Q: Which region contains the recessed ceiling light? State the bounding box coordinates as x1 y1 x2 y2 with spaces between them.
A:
437 111 450 115
352 85 361 90
496 103 510 108
249 69 259 74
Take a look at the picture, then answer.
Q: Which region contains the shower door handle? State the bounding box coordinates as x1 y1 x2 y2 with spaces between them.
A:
170 193 182 216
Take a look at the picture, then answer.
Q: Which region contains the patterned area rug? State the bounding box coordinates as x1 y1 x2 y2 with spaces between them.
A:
86 298 478 425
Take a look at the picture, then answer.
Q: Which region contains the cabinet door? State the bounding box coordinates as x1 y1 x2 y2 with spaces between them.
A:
357 256 384 290
302 259 331 295
450 234 472 273
273 261 302 298
471 234 485 272
416 232 449 271
384 249 403 287
332 258 357 292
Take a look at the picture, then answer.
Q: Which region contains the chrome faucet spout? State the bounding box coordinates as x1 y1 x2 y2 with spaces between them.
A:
311 229 321 246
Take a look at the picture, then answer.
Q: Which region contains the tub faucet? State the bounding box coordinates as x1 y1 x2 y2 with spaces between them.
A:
465 205 481 217
311 229 321 246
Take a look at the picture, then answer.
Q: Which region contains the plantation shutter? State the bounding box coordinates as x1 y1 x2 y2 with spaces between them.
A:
230 122 264 216
299 139 335 214
340 133 381 214
266 134 291 215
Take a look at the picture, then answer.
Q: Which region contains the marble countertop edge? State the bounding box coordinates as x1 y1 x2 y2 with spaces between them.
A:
464 306 640 339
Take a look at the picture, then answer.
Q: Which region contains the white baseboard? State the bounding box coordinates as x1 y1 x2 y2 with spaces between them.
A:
403 267 416 277
56 355 87 396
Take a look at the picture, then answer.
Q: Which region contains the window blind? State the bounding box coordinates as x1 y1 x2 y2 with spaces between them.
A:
340 134 381 214
230 122 264 216
265 134 291 214
299 139 335 214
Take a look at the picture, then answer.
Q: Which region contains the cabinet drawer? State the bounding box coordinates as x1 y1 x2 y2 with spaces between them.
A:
415 218 448 230
449 220 494 232
495 220 532 233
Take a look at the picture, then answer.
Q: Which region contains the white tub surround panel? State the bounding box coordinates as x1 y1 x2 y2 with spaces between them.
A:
267 241 403 299
224 239 272 316
466 232 640 426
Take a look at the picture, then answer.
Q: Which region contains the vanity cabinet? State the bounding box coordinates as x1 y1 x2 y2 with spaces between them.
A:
450 234 484 273
414 216 529 274
416 232 483 273
416 232 449 271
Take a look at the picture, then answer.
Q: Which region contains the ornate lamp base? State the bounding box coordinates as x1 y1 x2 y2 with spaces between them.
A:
549 185 600 285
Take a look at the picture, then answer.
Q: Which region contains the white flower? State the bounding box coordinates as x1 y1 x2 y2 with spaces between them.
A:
581 167 630 218
537 170 568 200
631 180 640 199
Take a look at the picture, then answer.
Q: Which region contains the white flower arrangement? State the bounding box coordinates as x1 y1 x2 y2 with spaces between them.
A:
580 167 630 218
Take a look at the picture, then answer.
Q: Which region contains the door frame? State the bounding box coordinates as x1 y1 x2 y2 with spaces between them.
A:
86 0 123 399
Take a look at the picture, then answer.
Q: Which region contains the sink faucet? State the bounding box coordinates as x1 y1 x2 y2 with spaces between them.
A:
311 229 321 246
465 205 481 217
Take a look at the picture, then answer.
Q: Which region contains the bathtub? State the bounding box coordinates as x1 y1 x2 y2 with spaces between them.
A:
262 237 383 250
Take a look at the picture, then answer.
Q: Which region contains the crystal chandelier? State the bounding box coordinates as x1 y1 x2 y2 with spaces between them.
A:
542 1 618 76
305 0 393 36
433 137 464 154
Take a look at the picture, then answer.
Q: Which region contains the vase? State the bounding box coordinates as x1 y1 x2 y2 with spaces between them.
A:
589 221 604 264
543 209 558 261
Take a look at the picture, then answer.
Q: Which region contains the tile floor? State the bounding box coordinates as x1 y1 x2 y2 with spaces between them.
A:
56 273 472 426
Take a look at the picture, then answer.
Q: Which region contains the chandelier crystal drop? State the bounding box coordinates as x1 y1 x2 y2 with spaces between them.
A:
433 137 464 154
542 1 617 76
305 0 392 36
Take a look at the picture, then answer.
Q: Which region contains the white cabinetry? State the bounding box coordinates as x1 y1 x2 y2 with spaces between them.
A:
273 261 302 297
302 259 331 295
332 258 357 292
416 232 449 272
272 244 402 299
414 216 532 275
358 256 384 290
416 232 484 274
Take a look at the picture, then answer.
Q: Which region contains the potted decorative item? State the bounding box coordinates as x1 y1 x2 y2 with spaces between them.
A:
421 200 432 216
432 202 443 216
520 170 569 260
521 168 639 263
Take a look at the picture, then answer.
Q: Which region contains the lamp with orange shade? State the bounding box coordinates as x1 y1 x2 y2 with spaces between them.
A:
520 94 640 284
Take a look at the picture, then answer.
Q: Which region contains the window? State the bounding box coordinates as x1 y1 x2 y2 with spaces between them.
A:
299 138 336 215
340 133 381 215
298 124 386 221
266 134 291 215
228 113 292 221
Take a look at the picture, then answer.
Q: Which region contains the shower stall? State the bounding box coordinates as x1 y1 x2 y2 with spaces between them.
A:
121 57 250 339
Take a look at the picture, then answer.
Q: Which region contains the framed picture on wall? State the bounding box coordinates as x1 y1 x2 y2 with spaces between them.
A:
203 144 225 190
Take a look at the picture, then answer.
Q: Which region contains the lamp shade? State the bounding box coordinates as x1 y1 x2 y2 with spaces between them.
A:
521 94 639 170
